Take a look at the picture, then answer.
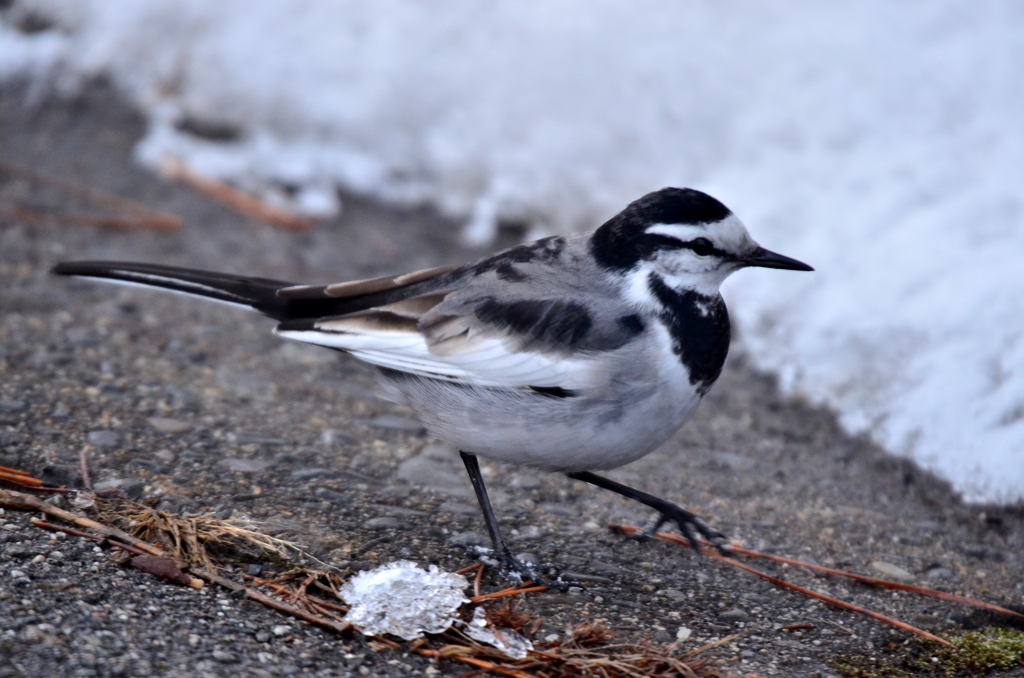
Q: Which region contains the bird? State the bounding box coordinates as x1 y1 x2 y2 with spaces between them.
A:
53 187 812 583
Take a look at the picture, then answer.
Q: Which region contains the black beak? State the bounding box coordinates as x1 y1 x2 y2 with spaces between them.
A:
741 246 814 271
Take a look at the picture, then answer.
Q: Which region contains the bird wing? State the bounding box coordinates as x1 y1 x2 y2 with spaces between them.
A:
276 240 646 391
275 293 604 389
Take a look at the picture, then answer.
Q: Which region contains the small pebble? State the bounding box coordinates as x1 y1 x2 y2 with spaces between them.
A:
87 430 120 448
154 449 177 464
289 467 333 480
925 567 954 581
717 608 750 623
870 560 914 582
272 625 291 637
448 532 488 547
676 626 692 641
364 516 401 529
0 399 25 413
147 417 191 434
212 649 238 663
220 458 275 473
255 631 271 643
31 554 45 564
660 588 686 601
514 552 539 565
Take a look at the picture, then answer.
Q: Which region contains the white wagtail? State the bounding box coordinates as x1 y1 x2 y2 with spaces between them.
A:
54 187 811 581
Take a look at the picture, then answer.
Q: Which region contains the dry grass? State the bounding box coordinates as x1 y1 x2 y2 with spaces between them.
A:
93 497 305 572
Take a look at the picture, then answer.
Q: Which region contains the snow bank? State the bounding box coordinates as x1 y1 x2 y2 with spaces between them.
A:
2 1 1022 502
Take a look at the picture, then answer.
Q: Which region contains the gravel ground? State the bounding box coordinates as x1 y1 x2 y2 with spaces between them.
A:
1 80 1022 678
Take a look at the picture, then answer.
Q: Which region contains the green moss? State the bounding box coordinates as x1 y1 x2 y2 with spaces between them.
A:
830 628 1024 677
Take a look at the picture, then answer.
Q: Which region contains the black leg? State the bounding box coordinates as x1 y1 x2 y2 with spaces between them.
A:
459 450 515 566
460 451 570 587
566 470 732 556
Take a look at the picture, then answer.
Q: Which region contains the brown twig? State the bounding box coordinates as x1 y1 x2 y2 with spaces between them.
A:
717 553 955 648
1 489 164 556
611 524 955 648
415 648 538 678
0 161 182 231
0 470 44 487
0 465 34 477
30 518 148 556
156 154 311 231
197 568 352 634
616 524 1023 621
31 522 146 557
681 631 747 659
474 563 486 599
31 518 205 588
7 490 351 633
470 585 548 603
79 448 93 491
724 542 1024 621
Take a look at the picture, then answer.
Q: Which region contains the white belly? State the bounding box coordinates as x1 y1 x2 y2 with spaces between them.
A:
377 324 706 472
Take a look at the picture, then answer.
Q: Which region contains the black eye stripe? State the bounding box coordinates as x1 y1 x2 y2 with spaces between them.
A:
644 234 722 257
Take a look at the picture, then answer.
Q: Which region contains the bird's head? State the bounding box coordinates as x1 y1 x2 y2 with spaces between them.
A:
590 187 812 299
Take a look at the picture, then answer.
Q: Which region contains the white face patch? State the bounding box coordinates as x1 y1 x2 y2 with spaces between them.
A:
645 214 756 255
629 214 760 297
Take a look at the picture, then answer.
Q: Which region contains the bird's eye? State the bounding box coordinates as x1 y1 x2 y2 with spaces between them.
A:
688 237 715 256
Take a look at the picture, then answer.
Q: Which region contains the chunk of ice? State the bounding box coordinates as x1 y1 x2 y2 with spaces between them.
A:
463 607 534 660
340 561 469 640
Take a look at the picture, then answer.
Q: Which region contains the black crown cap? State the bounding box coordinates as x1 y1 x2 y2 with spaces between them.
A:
590 188 732 270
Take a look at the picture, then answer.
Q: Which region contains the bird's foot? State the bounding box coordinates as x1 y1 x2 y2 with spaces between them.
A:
478 548 581 592
644 506 733 557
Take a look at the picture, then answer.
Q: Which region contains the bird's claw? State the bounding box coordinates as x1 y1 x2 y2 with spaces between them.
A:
642 508 733 557
495 550 581 592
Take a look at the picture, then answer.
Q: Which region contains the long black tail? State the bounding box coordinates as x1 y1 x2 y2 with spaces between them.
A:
52 261 330 321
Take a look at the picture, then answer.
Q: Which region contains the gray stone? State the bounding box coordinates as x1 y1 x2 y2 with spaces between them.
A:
219 457 275 473
870 560 914 582
660 588 686 602
396 453 470 497
509 473 543 490
717 607 750 623
86 430 120 448
147 417 191 434
3 544 35 559
211 650 237 663
438 501 479 516
925 566 954 581
514 552 539 565
449 532 488 548
0 400 25 413
290 467 335 480
364 516 401 529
